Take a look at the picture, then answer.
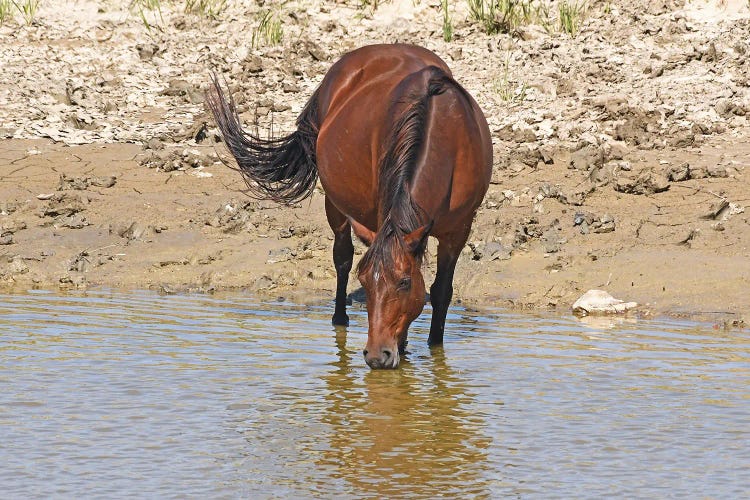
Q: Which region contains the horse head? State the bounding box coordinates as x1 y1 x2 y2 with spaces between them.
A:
351 218 432 369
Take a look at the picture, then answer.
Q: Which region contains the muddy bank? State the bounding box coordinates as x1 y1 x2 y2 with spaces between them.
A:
2 134 748 325
1 0 749 324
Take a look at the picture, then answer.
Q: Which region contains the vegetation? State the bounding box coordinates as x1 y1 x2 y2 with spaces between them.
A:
467 0 587 37
493 51 528 103
7 0 40 25
252 9 283 48
0 0 13 25
441 0 453 42
129 0 163 31
184 0 227 18
467 0 537 34
127 0 229 30
558 0 587 36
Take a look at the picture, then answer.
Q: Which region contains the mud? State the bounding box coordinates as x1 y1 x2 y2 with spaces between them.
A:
1 0 749 324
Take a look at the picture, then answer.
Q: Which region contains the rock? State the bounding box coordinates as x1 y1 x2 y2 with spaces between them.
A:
8 256 29 275
715 98 745 117
447 47 463 61
572 290 637 316
243 55 264 73
60 214 89 229
161 79 193 98
614 171 670 195
42 193 86 217
146 138 164 150
591 214 616 233
0 202 20 215
542 226 562 253
59 174 116 190
677 228 699 247
116 221 148 241
267 247 292 264
573 212 594 234
513 126 537 143
1 219 26 234
59 174 89 190
0 235 12 245
282 82 300 93
591 93 629 115
701 199 730 220
569 144 605 171
706 165 729 178
89 176 117 188
668 129 695 148
700 200 745 221
538 144 556 164
135 43 161 61
666 162 690 182
306 42 327 61
468 241 510 261
69 251 91 272
515 24 546 41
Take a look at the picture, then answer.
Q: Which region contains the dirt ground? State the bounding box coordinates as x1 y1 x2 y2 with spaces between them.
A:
1 0 749 324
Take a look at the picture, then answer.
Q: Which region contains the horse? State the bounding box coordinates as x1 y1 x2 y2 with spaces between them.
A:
206 44 492 369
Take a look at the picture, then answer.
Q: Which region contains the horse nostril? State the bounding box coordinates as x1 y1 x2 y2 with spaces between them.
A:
362 349 369 357
382 349 392 360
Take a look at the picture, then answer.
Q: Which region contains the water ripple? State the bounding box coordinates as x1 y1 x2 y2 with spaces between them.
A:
0 290 748 498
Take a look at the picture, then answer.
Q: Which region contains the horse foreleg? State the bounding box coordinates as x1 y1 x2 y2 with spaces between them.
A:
428 232 469 346
325 197 354 326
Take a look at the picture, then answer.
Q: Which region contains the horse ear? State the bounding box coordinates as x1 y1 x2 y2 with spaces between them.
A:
349 217 376 246
404 221 433 255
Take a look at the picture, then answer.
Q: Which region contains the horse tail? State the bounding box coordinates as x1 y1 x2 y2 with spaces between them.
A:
205 73 319 205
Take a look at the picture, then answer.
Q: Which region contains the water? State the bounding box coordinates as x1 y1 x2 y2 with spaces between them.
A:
0 290 748 498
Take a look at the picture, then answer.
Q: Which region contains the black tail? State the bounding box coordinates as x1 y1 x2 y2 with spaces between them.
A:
205 73 320 205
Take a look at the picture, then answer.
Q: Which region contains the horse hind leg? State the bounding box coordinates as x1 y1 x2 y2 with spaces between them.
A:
325 197 354 326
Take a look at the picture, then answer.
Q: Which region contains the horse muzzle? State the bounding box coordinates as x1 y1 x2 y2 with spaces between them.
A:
363 346 399 369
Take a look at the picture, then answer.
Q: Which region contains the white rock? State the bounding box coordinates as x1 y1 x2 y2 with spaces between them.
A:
572 289 638 316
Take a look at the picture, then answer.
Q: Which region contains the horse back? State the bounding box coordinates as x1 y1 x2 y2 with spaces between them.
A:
314 44 490 233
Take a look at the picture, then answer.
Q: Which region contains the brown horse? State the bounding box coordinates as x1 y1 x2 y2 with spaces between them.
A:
207 44 492 369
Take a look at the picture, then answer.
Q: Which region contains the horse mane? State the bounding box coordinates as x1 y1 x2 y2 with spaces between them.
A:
358 66 457 278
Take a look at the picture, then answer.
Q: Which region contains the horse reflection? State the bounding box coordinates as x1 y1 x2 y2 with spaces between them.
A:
319 327 492 496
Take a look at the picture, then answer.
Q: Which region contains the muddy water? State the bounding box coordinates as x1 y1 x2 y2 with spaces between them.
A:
1 291 748 498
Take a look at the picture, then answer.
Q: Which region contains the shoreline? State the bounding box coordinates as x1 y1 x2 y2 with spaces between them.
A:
1 2 749 328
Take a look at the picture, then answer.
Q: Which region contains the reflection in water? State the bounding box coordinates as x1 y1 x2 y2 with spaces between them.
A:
319 327 491 496
0 291 748 498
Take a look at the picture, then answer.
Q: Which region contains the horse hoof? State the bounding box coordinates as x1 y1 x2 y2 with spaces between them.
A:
332 315 350 327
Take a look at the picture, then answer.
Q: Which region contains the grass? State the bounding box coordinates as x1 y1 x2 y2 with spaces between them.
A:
11 0 39 25
251 9 283 48
441 0 453 42
129 0 163 31
184 0 227 18
0 0 13 25
493 52 527 103
468 0 536 34
558 0 587 36
467 0 587 36
358 0 380 9
128 0 230 28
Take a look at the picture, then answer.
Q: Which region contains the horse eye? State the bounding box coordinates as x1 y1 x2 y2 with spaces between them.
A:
397 277 412 291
